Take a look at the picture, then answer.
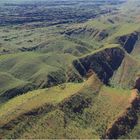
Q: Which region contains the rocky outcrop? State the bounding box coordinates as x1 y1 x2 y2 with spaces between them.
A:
73 47 125 84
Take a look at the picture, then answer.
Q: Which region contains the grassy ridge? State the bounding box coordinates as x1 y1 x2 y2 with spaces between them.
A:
0 72 26 94
0 83 83 126
0 52 80 98
0 75 132 139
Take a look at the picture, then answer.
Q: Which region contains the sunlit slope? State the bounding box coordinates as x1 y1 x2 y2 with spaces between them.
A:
0 52 82 99
0 75 134 139
0 72 26 94
0 52 74 81
0 72 32 104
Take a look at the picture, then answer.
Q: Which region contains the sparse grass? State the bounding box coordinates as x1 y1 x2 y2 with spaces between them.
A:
0 0 140 139
108 23 140 42
20 109 100 139
0 72 27 95
80 86 131 137
85 19 114 29
0 25 62 53
0 52 77 95
0 75 131 139
0 83 83 126
78 44 121 59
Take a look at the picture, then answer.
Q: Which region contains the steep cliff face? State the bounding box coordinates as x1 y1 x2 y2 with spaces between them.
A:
110 32 140 89
110 54 140 89
118 32 139 53
73 47 125 84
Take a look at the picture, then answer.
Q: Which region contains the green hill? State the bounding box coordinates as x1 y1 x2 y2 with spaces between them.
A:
0 75 135 139
0 0 140 139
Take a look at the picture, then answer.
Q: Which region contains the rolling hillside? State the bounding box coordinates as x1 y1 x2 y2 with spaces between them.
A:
0 0 140 139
